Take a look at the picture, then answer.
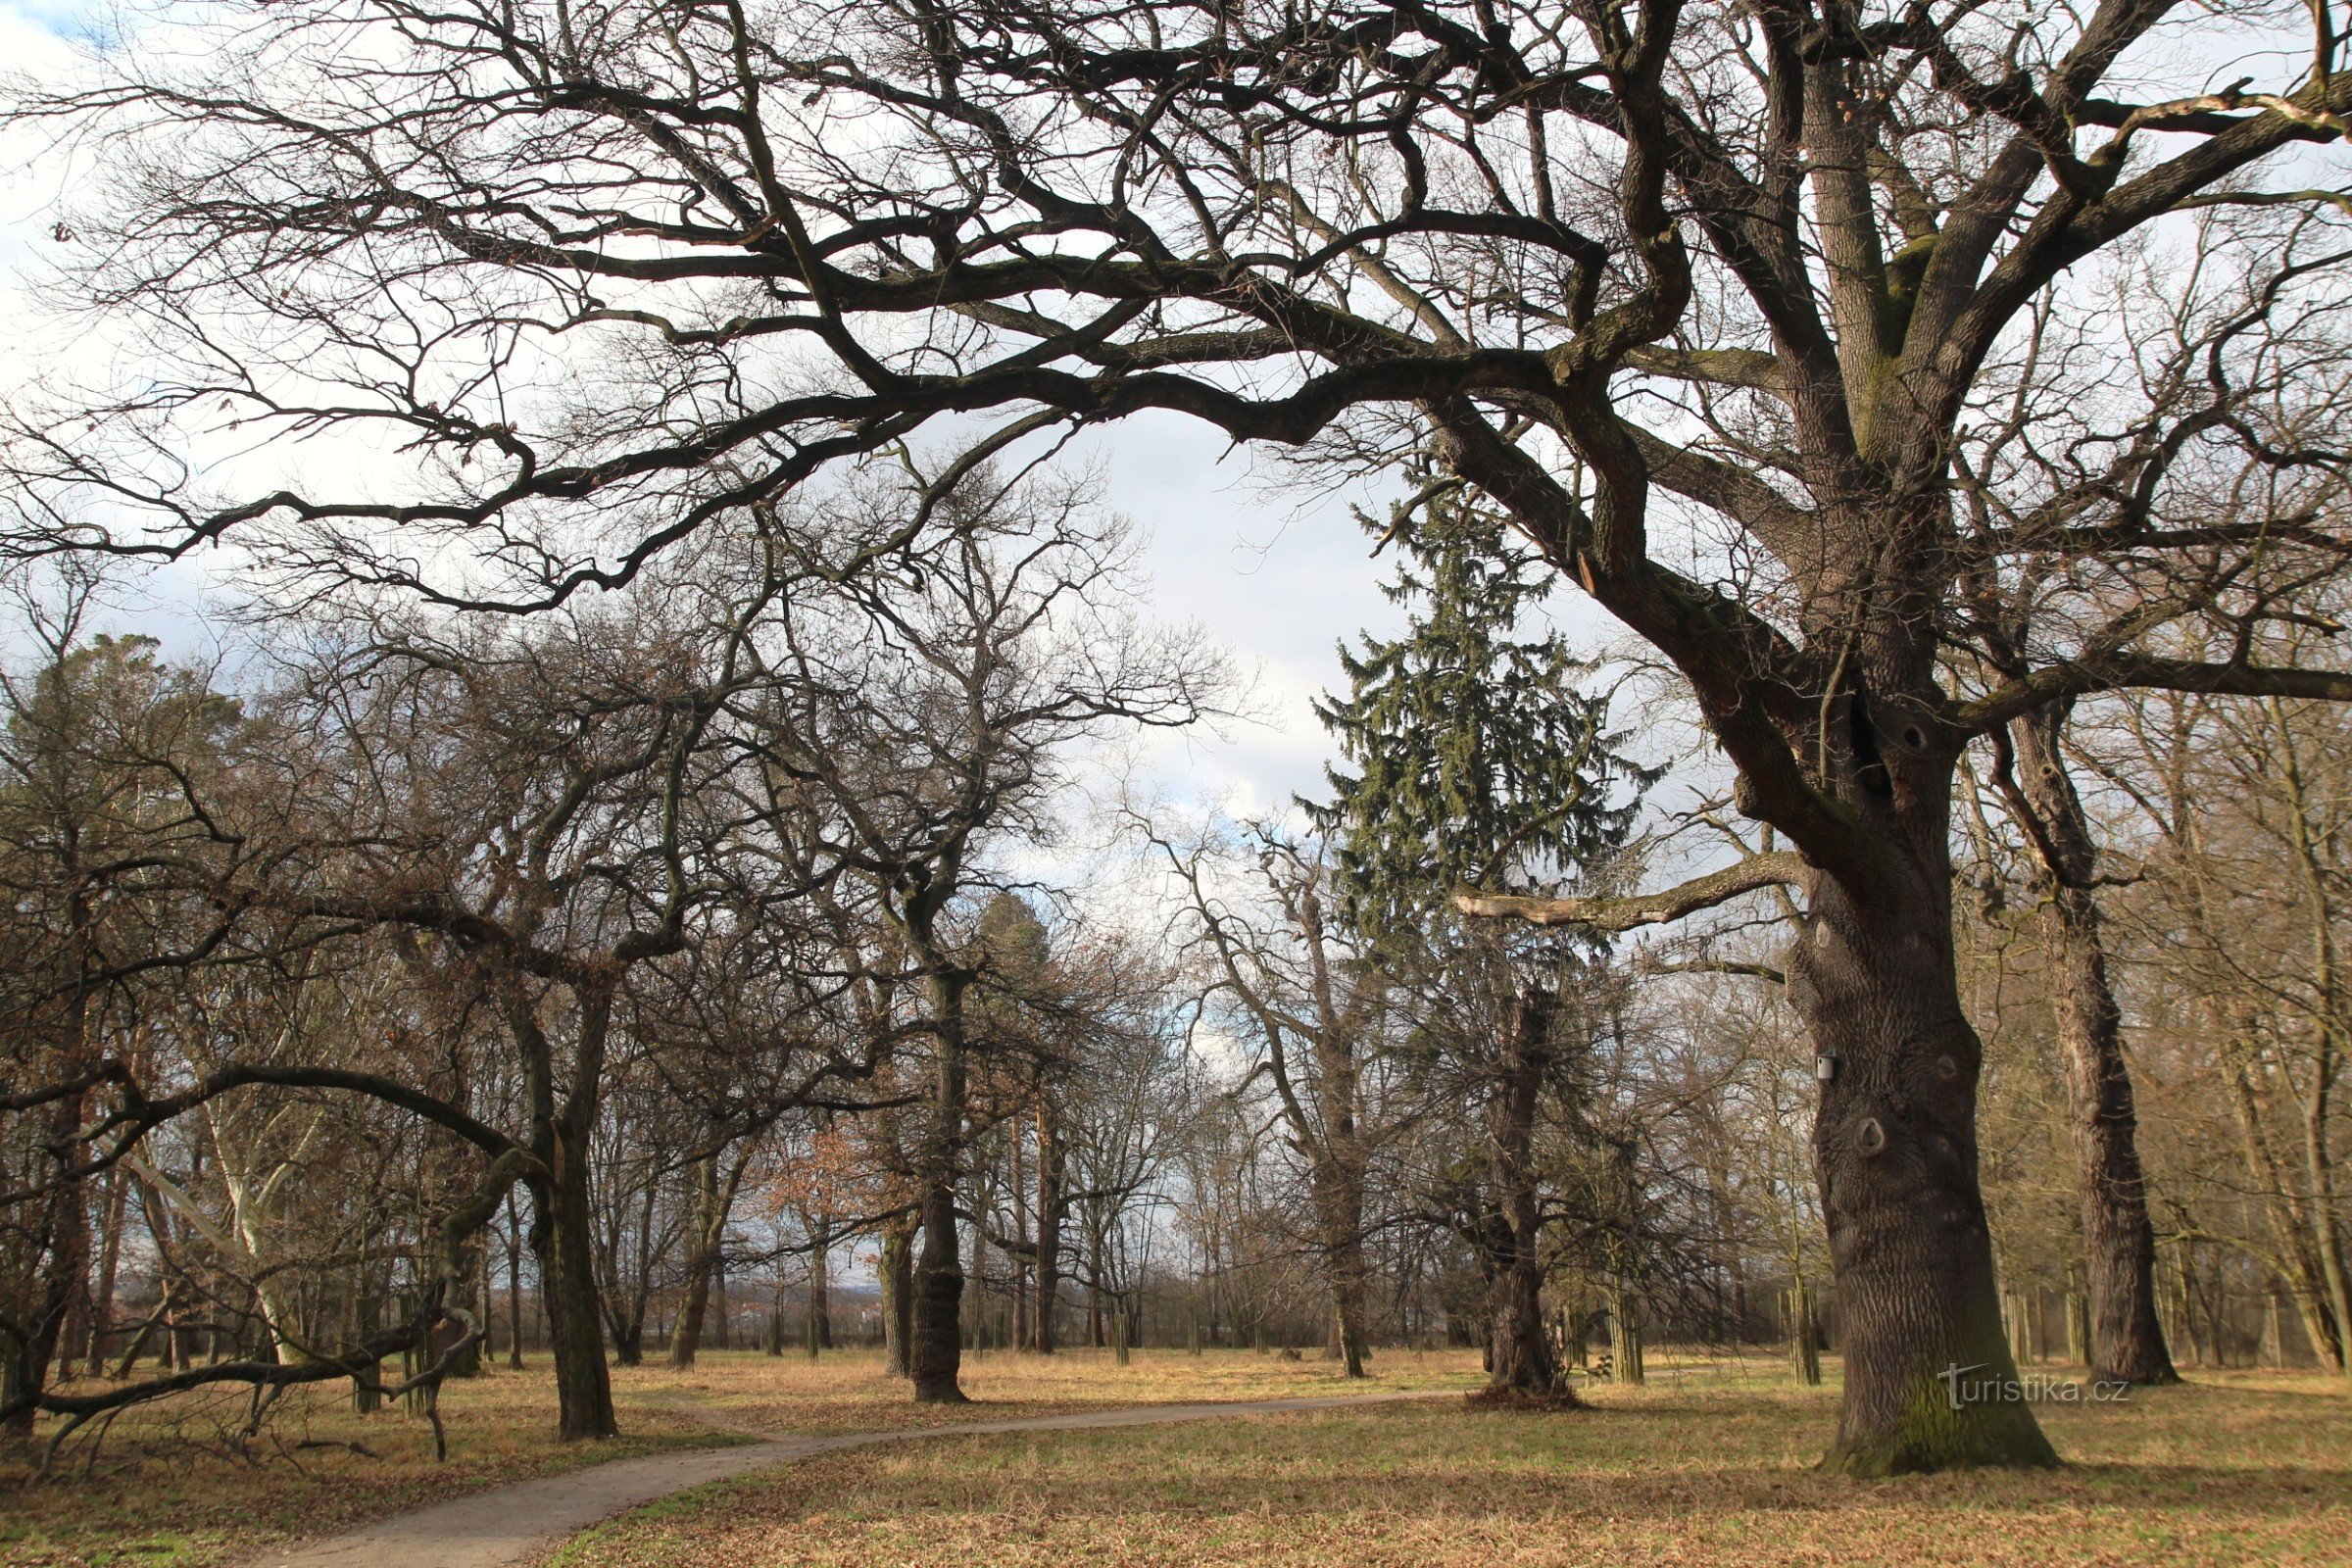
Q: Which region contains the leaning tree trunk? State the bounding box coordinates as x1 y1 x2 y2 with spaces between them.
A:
669 1156 721 1370
2012 707 2177 1385
1486 984 1564 1396
668 1254 713 1370
1791 858 2057 1474
908 971 970 1403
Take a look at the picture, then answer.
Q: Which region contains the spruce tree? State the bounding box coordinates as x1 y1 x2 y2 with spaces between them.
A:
1312 482 1652 1396
1313 484 1649 935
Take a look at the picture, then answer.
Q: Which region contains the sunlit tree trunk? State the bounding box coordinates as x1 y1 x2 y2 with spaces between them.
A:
2010 707 2176 1385
909 970 970 1403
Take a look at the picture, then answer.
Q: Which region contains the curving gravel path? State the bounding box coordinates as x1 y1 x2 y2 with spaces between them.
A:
237 1389 1456 1568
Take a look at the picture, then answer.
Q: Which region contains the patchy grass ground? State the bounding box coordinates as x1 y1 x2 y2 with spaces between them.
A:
0 1346 1485 1567
663 1342 1486 1436
546 1363 2352 1568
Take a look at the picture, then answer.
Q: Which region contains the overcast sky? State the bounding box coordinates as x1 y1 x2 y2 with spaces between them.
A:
0 4 1441 822
0 2 1675 857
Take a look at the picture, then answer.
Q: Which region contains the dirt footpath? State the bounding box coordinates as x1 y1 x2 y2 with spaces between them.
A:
237 1389 1455 1568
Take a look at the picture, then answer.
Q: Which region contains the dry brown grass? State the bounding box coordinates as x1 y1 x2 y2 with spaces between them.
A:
662 1343 1486 1436
545 1362 2352 1568
0 1345 1485 1567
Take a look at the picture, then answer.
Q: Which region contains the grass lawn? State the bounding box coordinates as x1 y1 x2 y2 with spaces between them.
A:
545 1360 2352 1568
0 1346 1486 1567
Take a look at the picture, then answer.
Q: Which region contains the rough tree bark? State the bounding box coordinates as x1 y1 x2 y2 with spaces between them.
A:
517 984 616 1441
2009 706 2177 1385
4 1084 90 1442
668 1155 722 1371
531 1152 615 1440
880 1214 914 1377
1485 984 1564 1396
1311 1171 1372 1380
1792 860 2056 1473
908 971 970 1403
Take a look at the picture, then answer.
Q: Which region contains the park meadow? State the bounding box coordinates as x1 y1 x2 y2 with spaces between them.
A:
5 1349 2347 1567
6 0 2352 1564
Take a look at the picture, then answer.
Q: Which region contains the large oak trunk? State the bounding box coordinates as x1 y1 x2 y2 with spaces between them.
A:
1486 984 1564 1396
908 973 969 1403
1792 866 2057 1474
909 1181 965 1400
532 1154 617 1441
2013 710 2177 1385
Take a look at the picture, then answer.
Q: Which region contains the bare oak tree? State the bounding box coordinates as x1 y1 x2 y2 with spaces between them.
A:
12 0 2352 1470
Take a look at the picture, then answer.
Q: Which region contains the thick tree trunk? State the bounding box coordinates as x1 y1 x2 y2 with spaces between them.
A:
909 1172 966 1402
1033 1102 1063 1354
1303 1040 1370 1378
670 1156 720 1370
669 1257 712 1370
514 978 615 1439
909 972 970 1402
609 1309 644 1367
1607 1278 1644 1385
533 1152 617 1439
1318 1196 1371 1379
1486 984 1563 1396
5 1093 91 1440
2012 708 2177 1385
880 1215 914 1376
1791 869 2057 1474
